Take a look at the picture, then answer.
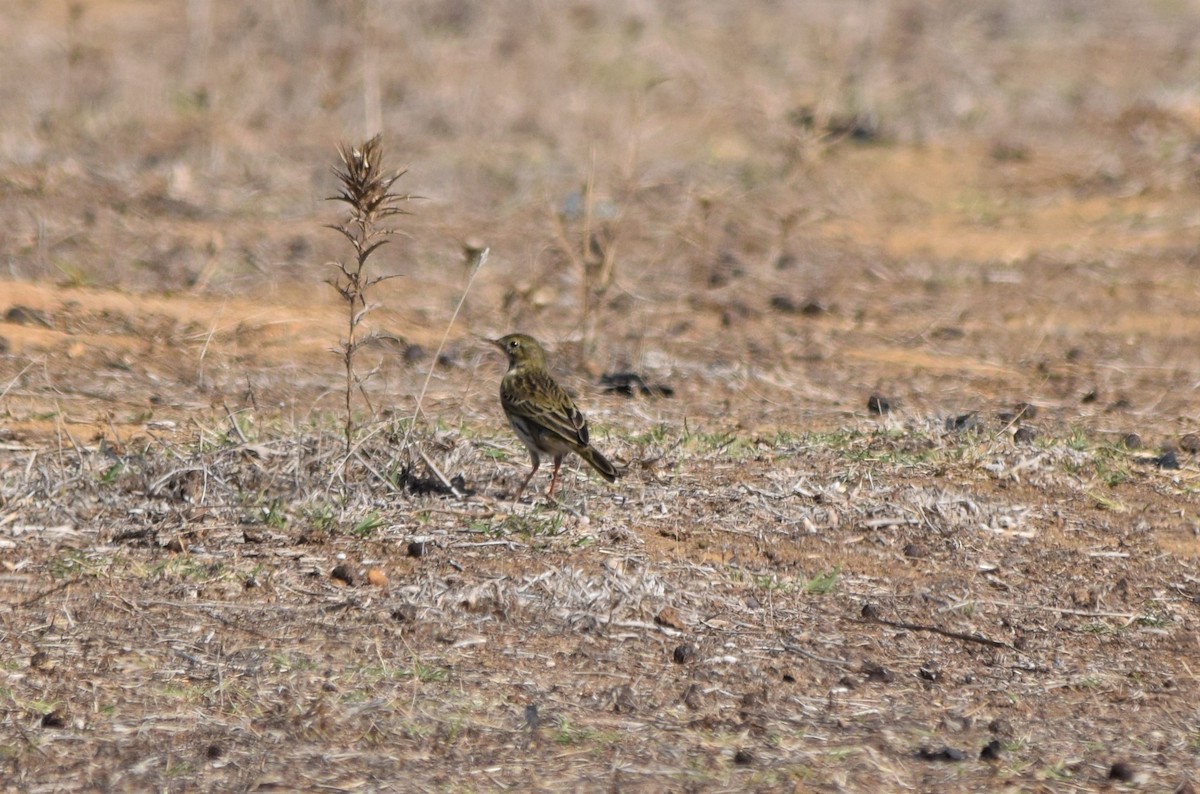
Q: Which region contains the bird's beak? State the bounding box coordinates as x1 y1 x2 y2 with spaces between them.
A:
474 333 504 350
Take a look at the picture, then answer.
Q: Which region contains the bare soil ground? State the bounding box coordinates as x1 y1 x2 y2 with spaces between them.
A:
4 2 1200 791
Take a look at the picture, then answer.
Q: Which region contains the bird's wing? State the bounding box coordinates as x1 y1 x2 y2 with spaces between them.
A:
502 371 590 448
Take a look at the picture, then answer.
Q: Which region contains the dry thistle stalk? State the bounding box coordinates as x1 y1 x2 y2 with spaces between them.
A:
327 134 413 455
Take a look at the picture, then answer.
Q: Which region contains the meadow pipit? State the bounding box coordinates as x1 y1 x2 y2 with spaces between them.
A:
489 333 617 500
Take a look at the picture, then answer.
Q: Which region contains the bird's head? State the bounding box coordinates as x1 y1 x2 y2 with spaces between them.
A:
489 333 547 370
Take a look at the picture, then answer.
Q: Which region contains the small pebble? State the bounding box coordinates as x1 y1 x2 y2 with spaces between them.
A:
917 746 965 762
1013 427 1036 444
41 709 68 729
862 662 893 683
867 394 891 415
945 412 979 432
330 564 357 586
391 604 417 622
1155 450 1180 470
672 644 697 664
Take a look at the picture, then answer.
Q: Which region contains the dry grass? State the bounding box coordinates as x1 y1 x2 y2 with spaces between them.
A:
4 1 1200 791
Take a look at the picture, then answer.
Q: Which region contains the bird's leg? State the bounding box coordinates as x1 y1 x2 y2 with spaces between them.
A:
547 455 564 498
514 453 540 502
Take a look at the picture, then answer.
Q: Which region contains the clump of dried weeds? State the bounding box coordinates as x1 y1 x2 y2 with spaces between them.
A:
326 134 414 456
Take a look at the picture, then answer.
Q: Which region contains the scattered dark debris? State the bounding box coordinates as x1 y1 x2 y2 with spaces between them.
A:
242 527 267 544
732 748 754 766
769 295 828 316
861 603 881 621
1123 433 1142 449
980 739 1003 760
1080 389 1098 404
681 683 704 710
599 372 674 398
918 663 939 682
1153 450 1180 470
113 527 157 546
330 564 357 586
5 305 52 327
930 326 965 341
1013 427 1036 444
836 675 857 690
945 412 980 433
987 718 1012 739
800 299 828 316
400 466 472 497
523 704 540 730
720 301 755 327
989 140 1030 162
570 614 600 633
1107 396 1132 411
999 402 1037 426
403 343 426 363
672 644 697 664
903 543 926 558
1181 433 1200 454
740 685 768 709
707 250 745 288
41 708 69 729
390 604 417 622
917 746 966 762
1109 761 1135 782
867 394 891 415
862 661 894 683
787 106 880 141
769 294 799 314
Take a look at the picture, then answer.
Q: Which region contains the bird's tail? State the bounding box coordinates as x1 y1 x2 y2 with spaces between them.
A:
579 445 618 483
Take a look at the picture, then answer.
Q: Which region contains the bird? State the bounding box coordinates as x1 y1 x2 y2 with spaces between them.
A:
489 333 617 500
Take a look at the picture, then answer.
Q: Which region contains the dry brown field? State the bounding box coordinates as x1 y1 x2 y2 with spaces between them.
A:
4 2 1200 791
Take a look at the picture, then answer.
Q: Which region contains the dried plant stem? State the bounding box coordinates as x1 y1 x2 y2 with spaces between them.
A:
326 135 413 456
